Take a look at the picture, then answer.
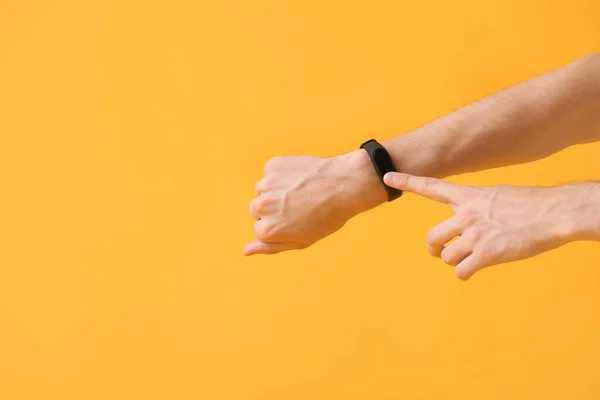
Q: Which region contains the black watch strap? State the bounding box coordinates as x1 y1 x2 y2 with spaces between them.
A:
360 139 403 201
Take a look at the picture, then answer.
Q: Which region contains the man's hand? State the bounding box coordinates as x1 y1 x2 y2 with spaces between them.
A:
383 172 600 280
244 151 388 256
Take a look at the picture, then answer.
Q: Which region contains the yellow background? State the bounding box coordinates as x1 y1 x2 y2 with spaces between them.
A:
1 1 599 399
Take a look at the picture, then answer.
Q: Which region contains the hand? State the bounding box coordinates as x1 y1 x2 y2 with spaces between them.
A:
244 151 387 255
383 172 589 280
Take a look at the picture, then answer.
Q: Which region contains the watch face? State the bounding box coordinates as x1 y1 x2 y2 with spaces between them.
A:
373 148 396 174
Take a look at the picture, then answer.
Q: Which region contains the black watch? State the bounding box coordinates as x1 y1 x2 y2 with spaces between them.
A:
360 139 403 201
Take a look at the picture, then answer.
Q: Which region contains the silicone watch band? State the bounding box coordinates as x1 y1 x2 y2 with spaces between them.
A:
360 139 403 201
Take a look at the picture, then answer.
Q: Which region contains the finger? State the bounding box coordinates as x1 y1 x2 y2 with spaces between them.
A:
249 198 261 220
454 253 487 281
383 172 461 205
254 218 285 242
427 215 465 257
440 236 474 266
249 195 278 221
243 239 307 256
254 219 274 241
255 177 268 195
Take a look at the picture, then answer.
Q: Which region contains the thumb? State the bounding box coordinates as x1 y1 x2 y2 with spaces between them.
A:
243 239 308 256
383 172 460 205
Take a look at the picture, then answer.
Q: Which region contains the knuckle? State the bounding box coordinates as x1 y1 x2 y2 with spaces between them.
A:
255 178 266 194
426 229 438 246
427 243 440 257
255 221 278 241
253 197 267 213
458 212 477 227
248 200 256 216
422 177 438 191
255 177 273 194
260 176 271 189
466 224 483 240
457 212 475 226
263 156 282 173
255 195 278 214
440 248 454 265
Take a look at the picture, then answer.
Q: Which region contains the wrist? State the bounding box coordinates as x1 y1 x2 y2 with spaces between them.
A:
556 183 600 243
332 149 388 215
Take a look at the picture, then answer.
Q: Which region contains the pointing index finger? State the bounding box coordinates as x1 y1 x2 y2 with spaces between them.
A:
383 172 460 205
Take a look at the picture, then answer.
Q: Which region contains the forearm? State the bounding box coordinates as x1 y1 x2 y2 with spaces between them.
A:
341 53 600 212
386 53 600 178
565 182 600 243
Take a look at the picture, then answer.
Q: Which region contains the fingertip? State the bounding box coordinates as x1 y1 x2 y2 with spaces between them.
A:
385 172 412 190
456 273 470 281
454 267 473 281
243 240 262 256
383 172 399 186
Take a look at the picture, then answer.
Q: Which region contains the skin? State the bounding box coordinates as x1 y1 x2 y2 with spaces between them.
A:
382 173 600 280
245 53 600 280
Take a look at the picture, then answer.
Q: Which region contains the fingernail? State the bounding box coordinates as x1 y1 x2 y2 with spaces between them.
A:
383 173 395 185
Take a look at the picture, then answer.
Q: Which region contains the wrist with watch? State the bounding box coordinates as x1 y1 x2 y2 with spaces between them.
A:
360 139 403 202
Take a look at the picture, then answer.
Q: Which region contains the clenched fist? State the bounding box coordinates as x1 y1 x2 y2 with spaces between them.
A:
244 151 387 255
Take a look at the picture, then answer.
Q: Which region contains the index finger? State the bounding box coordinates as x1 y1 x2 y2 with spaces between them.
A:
383 172 460 205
